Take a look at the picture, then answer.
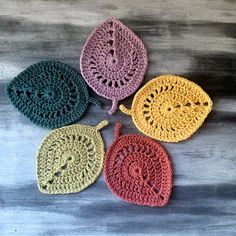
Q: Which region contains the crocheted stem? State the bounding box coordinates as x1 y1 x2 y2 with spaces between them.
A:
119 104 132 116
108 99 118 115
114 122 122 140
95 120 109 131
89 97 102 108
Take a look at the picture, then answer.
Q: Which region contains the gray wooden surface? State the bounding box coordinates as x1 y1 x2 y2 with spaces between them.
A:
0 0 236 235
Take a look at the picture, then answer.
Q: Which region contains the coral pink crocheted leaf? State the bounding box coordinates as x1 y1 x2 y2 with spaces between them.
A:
104 123 173 207
80 17 148 115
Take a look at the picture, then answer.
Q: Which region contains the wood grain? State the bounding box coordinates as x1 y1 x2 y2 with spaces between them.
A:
0 0 235 235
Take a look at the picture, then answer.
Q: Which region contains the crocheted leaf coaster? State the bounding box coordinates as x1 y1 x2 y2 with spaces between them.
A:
37 120 108 194
80 17 148 115
6 61 102 129
120 75 213 142
104 123 173 207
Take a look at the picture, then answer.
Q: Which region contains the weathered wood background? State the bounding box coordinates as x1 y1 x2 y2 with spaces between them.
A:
0 0 236 235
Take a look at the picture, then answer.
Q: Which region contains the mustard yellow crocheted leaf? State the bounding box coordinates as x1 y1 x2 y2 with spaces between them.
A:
37 120 108 194
120 75 213 142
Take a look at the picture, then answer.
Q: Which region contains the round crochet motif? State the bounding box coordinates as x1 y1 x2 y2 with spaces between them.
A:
6 61 102 129
80 17 148 115
37 120 108 194
120 75 213 142
104 123 172 207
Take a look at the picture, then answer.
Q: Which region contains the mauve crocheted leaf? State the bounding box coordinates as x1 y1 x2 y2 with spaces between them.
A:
6 61 101 129
120 75 213 142
37 120 108 194
104 123 172 207
80 17 148 115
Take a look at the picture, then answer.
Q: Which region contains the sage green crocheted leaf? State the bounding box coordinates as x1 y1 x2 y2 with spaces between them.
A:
6 61 102 129
37 120 108 194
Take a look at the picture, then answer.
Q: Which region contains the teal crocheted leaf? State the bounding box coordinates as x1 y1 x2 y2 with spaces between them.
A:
6 61 102 129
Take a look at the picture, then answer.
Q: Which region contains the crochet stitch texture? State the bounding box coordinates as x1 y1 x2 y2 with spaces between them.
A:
104 122 172 207
6 61 102 129
80 17 148 115
120 75 213 142
37 120 108 194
